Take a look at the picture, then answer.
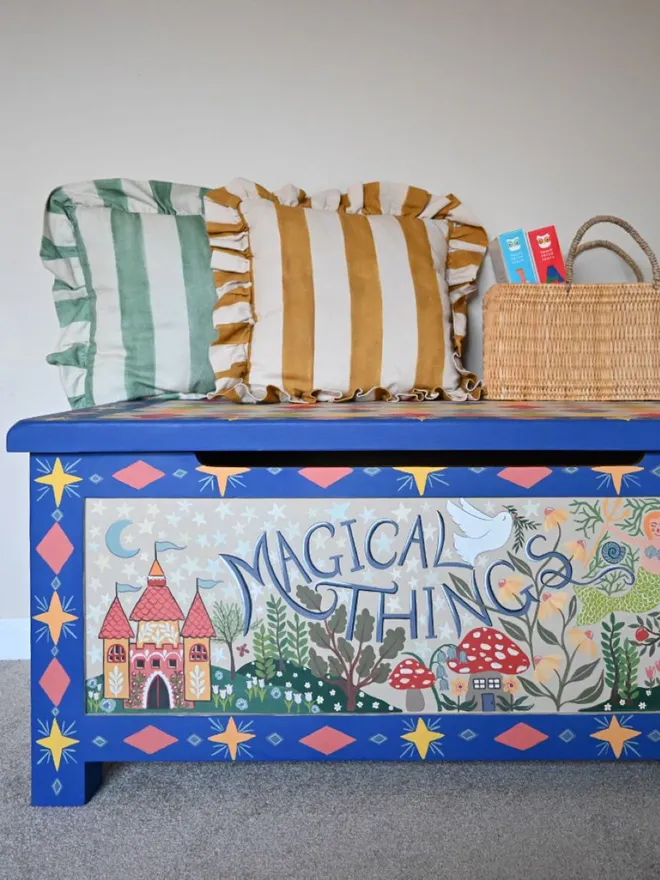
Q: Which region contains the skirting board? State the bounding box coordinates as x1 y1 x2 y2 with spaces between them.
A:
0 619 30 660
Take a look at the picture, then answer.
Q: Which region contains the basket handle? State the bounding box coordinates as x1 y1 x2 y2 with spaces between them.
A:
565 215 660 289
573 239 644 282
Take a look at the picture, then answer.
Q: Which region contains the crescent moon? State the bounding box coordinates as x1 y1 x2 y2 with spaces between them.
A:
105 520 140 559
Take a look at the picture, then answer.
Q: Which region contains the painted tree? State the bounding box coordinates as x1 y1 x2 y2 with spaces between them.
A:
253 621 277 682
288 612 309 668
212 601 243 680
267 596 293 671
297 585 406 711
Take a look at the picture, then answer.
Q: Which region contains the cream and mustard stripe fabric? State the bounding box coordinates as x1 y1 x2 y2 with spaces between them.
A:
205 180 487 403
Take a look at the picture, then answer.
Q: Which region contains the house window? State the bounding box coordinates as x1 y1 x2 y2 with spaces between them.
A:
487 677 502 690
189 643 208 661
152 658 161 669
168 657 178 669
473 678 487 690
135 658 145 669
107 644 126 663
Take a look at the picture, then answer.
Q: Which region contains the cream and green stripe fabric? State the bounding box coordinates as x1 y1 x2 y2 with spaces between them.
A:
42 179 217 408
205 180 488 404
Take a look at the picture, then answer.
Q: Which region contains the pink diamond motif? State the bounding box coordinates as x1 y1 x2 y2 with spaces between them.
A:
39 658 71 706
113 460 165 490
495 722 549 751
299 725 356 755
36 524 74 574
298 467 354 488
497 466 553 489
124 725 178 754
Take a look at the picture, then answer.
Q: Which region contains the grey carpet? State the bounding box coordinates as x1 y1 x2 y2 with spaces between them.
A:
1 661 660 880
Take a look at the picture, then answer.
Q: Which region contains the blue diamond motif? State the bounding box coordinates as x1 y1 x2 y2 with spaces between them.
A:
51 577 61 590
370 733 387 745
173 469 187 479
268 467 282 475
364 467 381 477
653 466 660 478
648 729 660 743
52 779 62 796
51 510 63 522
460 729 477 742
50 646 59 657
89 474 103 484
469 467 485 474
51 707 59 717
563 466 579 474
559 729 576 743
92 736 107 748
187 734 202 747
267 732 284 746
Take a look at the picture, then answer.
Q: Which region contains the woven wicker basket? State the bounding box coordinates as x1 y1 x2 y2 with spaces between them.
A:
483 215 660 400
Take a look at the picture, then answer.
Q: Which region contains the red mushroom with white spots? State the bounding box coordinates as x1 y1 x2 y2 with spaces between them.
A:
447 626 530 711
389 657 436 711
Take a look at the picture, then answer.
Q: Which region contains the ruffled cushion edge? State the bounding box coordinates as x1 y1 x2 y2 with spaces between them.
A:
205 179 487 404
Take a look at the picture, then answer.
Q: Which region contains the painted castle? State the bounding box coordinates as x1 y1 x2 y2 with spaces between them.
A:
98 557 216 709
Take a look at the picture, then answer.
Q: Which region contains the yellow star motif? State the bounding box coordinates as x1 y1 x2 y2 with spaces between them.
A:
196 465 251 496
591 465 644 494
35 458 83 507
33 592 78 644
590 716 641 759
208 717 255 760
393 466 447 495
36 719 79 771
401 718 444 759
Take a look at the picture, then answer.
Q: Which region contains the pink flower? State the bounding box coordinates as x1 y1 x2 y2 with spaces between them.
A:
656 659 660 672
646 665 656 680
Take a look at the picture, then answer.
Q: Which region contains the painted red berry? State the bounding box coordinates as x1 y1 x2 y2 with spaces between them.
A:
636 626 650 642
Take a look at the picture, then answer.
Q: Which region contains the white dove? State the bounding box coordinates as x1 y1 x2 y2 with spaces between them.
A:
445 499 513 566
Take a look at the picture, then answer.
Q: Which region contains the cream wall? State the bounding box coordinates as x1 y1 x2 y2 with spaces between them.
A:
1 0 659 643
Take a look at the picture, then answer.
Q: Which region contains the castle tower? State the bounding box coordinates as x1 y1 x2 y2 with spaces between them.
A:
98 596 133 700
181 589 217 702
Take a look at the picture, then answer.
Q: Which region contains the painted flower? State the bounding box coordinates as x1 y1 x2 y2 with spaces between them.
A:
292 673 298 678
258 678 265 688
219 688 227 699
565 539 589 564
311 704 321 713
503 677 519 694
329 689 336 696
212 684 220 695
304 692 313 702
276 671 283 678
225 683 233 696
646 665 656 680
534 654 562 683
497 575 526 603
88 678 98 689
544 507 569 530
235 698 248 711
619 699 626 705
655 659 660 672
214 670 224 681
647 690 653 696
100 698 116 713
333 702 342 711
639 702 647 710
284 690 293 701
452 678 469 696
372 701 380 709
270 687 282 699
316 695 324 705
357 701 363 707
604 703 612 711
601 541 626 564
293 693 302 705
304 682 311 689
246 679 255 691
568 628 599 657
538 591 569 620
285 681 292 688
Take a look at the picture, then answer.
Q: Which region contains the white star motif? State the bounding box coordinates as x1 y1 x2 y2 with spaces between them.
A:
89 577 102 592
308 508 318 517
392 502 411 523
166 513 182 527
137 520 155 534
178 500 192 512
197 534 209 548
235 540 252 557
212 531 227 545
233 521 245 535
287 522 301 538
89 644 102 665
212 645 226 664
124 533 135 544
313 530 329 548
95 554 110 571
193 511 206 526
386 596 402 611
89 542 99 552
406 557 419 572
325 502 351 522
359 507 376 523
425 525 437 541
115 502 132 517
170 569 183 585
251 583 264 598
484 501 495 513
222 583 239 598
121 562 137 579
409 576 418 588
475 554 490 568
268 503 287 522
91 500 106 515
183 556 201 575
523 501 540 517
90 526 100 538
375 531 393 553
438 622 454 639
147 503 160 516
140 552 149 562
87 603 106 626
205 558 223 575
242 507 258 523
215 502 233 520
361 568 376 584
336 536 347 548
444 547 454 560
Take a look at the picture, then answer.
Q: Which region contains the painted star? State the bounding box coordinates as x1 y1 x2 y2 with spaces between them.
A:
197 465 251 496
393 467 447 495
392 502 412 523
401 718 444 759
33 592 78 644
35 458 83 506
36 719 79 771
591 465 644 494
590 716 641 758
208 717 256 760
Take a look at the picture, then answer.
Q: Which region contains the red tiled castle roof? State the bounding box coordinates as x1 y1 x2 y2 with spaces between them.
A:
181 591 216 638
129 558 185 622
99 596 134 639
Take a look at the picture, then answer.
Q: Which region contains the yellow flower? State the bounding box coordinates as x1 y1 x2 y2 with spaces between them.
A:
568 628 599 657
565 539 589 564
538 590 569 620
497 575 527 603
544 507 569 530
503 677 519 694
534 654 562 683
452 678 469 696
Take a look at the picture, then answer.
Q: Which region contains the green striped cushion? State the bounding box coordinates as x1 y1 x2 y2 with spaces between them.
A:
41 178 217 408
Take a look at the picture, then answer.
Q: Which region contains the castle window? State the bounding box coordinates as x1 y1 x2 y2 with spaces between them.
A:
189 643 208 661
107 644 126 664
152 658 161 669
135 658 145 669
168 657 178 669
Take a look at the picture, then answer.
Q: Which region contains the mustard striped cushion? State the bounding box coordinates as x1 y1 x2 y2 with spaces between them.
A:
205 180 487 403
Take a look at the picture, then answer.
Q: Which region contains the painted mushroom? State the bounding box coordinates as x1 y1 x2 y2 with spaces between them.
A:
447 626 530 712
389 658 436 711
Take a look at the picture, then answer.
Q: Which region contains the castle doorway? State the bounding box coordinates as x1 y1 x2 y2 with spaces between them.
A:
146 675 171 709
